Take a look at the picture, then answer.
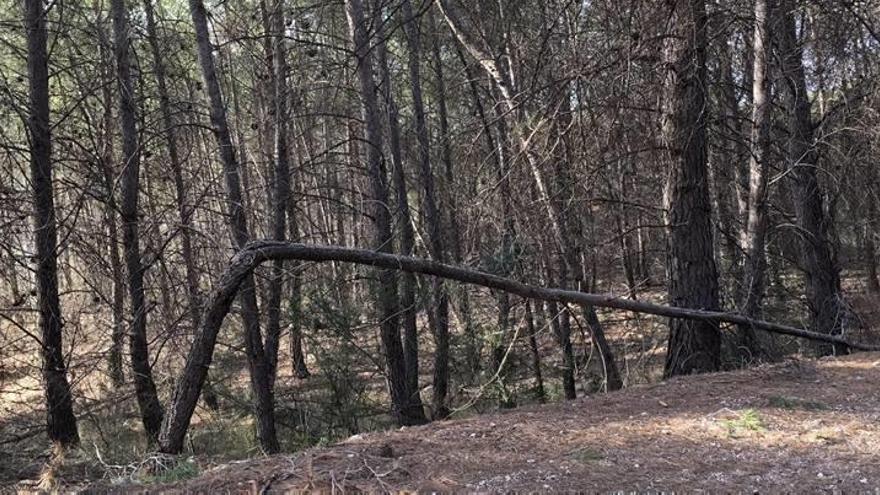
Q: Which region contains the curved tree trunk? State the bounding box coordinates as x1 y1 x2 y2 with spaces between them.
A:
157 240 874 454
185 0 278 453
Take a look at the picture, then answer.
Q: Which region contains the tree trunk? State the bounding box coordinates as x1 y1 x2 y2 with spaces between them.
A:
96 24 126 387
263 0 294 387
661 0 722 377
141 0 218 410
737 0 774 359
524 300 545 403
111 0 164 441
344 0 427 426
776 0 847 355
186 0 278 453
400 0 451 420
25 0 80 449
437 0 622 392
376 5 424 415
157 239 875 453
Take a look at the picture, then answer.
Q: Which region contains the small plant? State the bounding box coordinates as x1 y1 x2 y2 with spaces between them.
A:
722 409 765 438
570 447 604 463
767 395 828 411
141 458 199 484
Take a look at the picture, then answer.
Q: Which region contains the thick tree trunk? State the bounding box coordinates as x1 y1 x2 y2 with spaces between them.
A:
661 0 722 376
186 0 278 453
25 0 80 448
737 0 774 359
776 0 847 355
111 0 165 441
344 0 427 426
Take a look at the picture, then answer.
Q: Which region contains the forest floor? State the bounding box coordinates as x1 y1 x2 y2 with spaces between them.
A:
112 350 880 492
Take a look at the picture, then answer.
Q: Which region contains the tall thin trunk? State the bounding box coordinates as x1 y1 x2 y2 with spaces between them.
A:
375 5 424 413
777 0 847 355
438 0 622 391
111 0 164 441
264 0 293 387
661 0 722 376
25 0 80 448
400 0 450 420
96 23 125 386
186 0 278 453
344 0 427 426
737 0 774 358
524 300 545 403
142 0 218 410
433 23 473 379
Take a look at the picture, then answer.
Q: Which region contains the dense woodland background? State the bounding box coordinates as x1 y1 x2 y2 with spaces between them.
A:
2 0 880 486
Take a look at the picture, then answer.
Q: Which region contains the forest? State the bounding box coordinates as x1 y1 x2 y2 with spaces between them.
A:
2 0 880 490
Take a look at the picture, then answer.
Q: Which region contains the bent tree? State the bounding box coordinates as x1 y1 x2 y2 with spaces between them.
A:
157 241 878 454
182 0 279 453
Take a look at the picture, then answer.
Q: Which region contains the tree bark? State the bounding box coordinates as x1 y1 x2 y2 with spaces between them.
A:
344 0 427 426
776 0 847 355
375 3 424 415
186 0 279 453
400 0 451 420
111 0 164 441
661 0 722 376
737 0 774 358
25 0 80 448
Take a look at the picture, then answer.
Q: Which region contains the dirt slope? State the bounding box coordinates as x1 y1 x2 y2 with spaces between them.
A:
147 352 880 492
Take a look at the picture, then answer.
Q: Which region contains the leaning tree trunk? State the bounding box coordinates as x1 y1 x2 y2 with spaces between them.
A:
737 0 774 359
111 0 164 441
344 0 427 426
776 0 847 355
661 0 722 377
25 0 80 449
185 0 279 453
438 0 622 392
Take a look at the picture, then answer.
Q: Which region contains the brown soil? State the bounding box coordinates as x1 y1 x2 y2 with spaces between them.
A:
143 351 880 493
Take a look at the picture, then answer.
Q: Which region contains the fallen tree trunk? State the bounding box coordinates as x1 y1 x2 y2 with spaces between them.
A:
158 241 880 453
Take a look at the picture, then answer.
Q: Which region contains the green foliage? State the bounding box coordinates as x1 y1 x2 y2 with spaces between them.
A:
141 459 199 484
301 288 381 437
722 409 765 437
